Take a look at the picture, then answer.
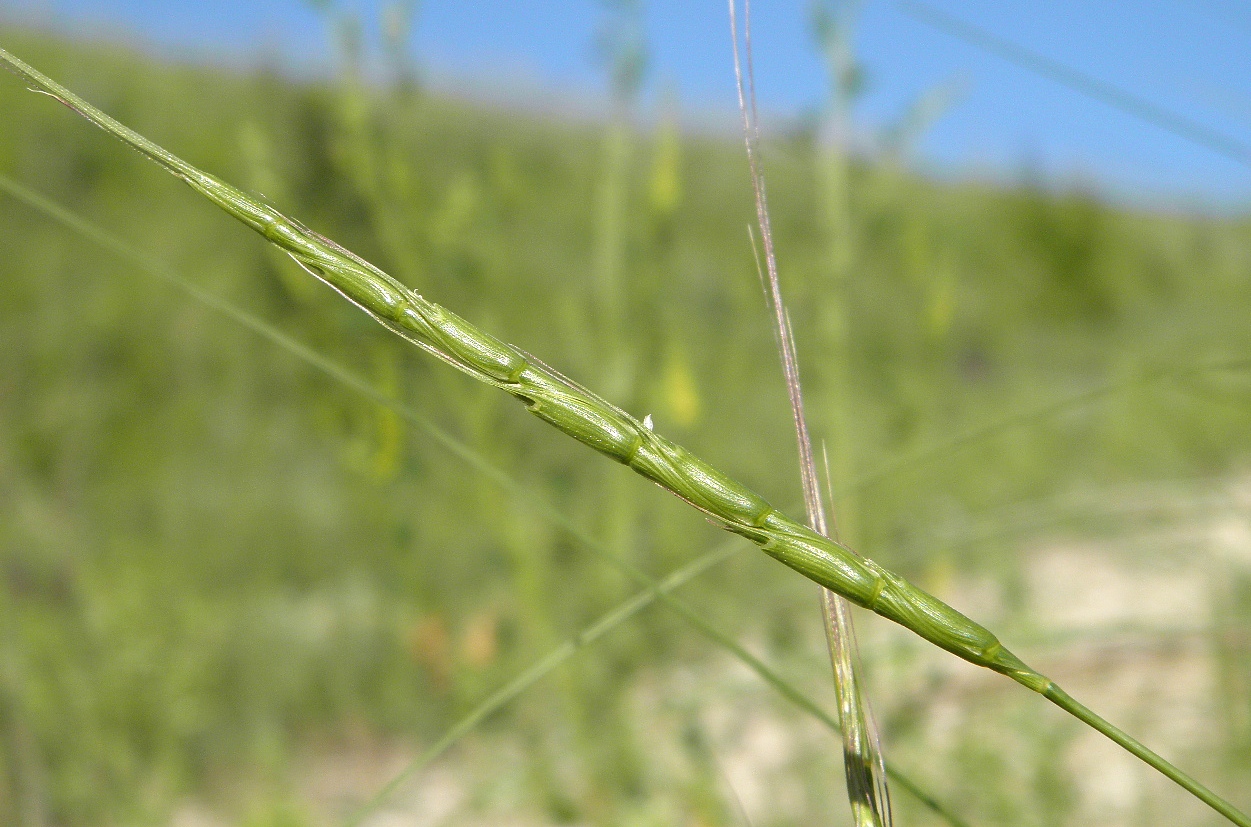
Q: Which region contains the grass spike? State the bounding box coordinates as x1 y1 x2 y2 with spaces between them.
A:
0 169 971 827
2 46 1248 826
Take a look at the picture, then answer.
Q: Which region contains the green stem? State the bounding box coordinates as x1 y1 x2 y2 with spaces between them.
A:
1041 683 1251 827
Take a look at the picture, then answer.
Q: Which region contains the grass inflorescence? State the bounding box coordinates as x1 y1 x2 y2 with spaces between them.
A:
2 21 1250 827
3 39 1249 827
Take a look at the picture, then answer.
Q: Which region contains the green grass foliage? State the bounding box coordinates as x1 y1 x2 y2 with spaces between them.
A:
1 26 1249 827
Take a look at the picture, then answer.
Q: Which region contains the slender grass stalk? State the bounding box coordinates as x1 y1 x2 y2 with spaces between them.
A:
573 8 652 810
0 602 49 826
810 0 866 549
730 3 890 825
0 170 967 826
3 48 1248 826
808 3 897 823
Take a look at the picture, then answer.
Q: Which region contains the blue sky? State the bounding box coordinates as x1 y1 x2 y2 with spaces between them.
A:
6 0 1251 209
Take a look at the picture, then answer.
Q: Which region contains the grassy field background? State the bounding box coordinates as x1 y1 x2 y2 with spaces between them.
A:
1 21 1250 827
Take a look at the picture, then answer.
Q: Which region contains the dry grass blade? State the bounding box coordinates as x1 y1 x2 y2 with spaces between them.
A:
729 2 891 825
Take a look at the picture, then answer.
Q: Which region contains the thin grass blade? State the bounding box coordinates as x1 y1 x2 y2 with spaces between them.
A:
729 3 890 824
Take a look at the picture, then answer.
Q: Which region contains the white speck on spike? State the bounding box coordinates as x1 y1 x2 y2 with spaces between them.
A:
643 414 654 431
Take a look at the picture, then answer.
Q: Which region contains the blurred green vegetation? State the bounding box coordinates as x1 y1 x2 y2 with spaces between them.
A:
1 22 1249 827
